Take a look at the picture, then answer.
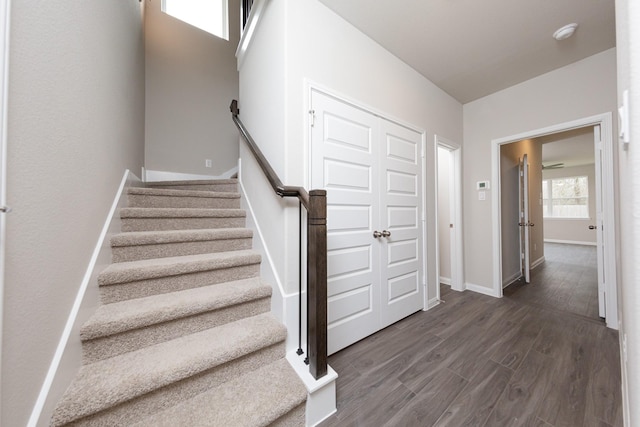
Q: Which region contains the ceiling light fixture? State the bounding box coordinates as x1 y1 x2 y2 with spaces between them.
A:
553 23 578 41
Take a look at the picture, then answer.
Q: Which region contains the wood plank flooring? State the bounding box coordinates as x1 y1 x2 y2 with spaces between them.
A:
320 245 622 427
504 243 600 320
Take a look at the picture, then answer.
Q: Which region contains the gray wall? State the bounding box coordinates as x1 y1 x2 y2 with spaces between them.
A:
543 164 597 244
1 2 145 426
145 0 240 177
463 48 617 292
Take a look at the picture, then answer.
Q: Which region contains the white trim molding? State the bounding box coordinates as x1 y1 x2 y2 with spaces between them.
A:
465 282 501 298
544 239 597 246
144 167 238 182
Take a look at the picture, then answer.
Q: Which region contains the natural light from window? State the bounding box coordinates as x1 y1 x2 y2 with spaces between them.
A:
162 0 229 40
542 176 589 219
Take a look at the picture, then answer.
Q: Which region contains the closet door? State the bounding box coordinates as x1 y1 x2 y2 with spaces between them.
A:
379 119 424 327
311 90 424 355
311 91 381 355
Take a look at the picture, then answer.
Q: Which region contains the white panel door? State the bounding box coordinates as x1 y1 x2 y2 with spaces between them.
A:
593 125 606 318
379 119 424 326
311 90 424 354
311 91 381 355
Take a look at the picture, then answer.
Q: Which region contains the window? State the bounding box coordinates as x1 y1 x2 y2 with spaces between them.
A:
542 176 589 218
162 0 229 40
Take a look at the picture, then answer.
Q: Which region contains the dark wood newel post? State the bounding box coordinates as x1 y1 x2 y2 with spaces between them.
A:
307 189 328 379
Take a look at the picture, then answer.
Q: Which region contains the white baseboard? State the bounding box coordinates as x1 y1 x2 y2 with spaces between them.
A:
426 297 440 310
144 166 238 182
28 170 142 427
439 276 451 286
544 239 596 246
531 256 545 270
502 271 521 288
465 282 501 298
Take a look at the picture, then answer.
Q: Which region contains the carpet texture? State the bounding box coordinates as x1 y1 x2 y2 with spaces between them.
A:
51 179 306 426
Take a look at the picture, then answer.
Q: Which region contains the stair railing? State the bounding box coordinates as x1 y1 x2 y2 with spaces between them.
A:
230 100 328 380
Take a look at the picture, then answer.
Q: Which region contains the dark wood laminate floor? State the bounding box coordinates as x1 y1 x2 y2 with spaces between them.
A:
320 247 622 426
504 243 600 321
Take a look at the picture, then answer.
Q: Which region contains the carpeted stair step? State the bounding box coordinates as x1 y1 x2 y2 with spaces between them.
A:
132 357 307 427
120 207 246 232
50 313 287 427
147 179 238 193
80 278 272 363
127 187 241 209
110 228 253 262
98 250 261 303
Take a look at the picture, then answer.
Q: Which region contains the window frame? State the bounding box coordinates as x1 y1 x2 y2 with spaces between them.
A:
542 175 590 219
161 0 229 41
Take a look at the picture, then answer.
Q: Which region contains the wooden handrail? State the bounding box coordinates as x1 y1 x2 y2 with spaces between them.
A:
230 100 327 379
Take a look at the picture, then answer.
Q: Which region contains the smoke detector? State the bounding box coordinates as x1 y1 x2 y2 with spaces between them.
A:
553 23 578 41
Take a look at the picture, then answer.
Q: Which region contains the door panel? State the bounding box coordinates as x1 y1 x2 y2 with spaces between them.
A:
519 154 531 283
312 90 424 354
312 92 380 355
379 119 423 326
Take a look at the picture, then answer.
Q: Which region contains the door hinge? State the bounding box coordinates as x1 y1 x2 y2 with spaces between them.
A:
309 109 316 127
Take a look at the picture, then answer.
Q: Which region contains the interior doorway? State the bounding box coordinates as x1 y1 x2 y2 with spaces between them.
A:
435 136 463 300
491 114 617 328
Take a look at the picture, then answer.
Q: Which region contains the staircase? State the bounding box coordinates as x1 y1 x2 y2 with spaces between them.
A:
51 179 307 427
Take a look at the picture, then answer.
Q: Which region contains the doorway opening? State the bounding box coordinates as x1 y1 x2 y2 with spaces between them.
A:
435 136 463 302
491 114 617 328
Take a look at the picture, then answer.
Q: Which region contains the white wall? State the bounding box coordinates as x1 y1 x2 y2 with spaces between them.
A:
543 164 597 245
145 0 240 177
2 2 145 426
614 0 639 424
437 147 452 282
463 48 618 292
239 0 463 304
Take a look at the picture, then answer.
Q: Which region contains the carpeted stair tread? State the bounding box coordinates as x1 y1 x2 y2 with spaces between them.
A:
127 187 240 199
111 228 252 247
120 207 246 219
132 358 307 427
51 312 287 426
81 277 271 341
98 250 261 286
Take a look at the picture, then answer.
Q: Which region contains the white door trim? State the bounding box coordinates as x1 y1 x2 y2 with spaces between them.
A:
491 113 618 329
435 136 464 295
0 0 11 421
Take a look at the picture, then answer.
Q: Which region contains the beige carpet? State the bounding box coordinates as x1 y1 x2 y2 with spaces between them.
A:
51 180 306 426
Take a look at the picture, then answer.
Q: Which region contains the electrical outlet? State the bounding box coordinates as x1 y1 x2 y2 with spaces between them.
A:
205 159 212 168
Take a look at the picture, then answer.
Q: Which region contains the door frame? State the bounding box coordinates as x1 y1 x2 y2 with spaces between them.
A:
0 0 11 421
434 136 464 297
491 113 618 329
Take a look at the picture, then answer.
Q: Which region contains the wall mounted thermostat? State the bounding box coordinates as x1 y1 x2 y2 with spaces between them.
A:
476 181 490 190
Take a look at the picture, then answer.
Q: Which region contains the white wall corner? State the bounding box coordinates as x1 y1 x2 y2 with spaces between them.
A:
27 170 142 427
286 352 337 427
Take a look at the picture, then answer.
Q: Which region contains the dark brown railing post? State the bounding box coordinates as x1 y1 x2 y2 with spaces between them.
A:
307 190 327 379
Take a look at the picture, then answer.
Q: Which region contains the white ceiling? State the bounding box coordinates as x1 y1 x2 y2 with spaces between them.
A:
318 0 616 103
539 127 595 168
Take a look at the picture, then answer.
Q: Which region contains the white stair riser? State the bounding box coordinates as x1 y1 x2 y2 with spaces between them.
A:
149 183 238 192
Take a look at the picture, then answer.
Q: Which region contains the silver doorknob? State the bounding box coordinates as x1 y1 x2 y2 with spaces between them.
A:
373 230 382 238
0 206 11 213
589 225 596 230
381 230 391 237
528 222 534 227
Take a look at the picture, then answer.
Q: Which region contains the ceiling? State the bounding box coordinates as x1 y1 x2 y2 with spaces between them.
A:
539 127 595 168
318 0 616 103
